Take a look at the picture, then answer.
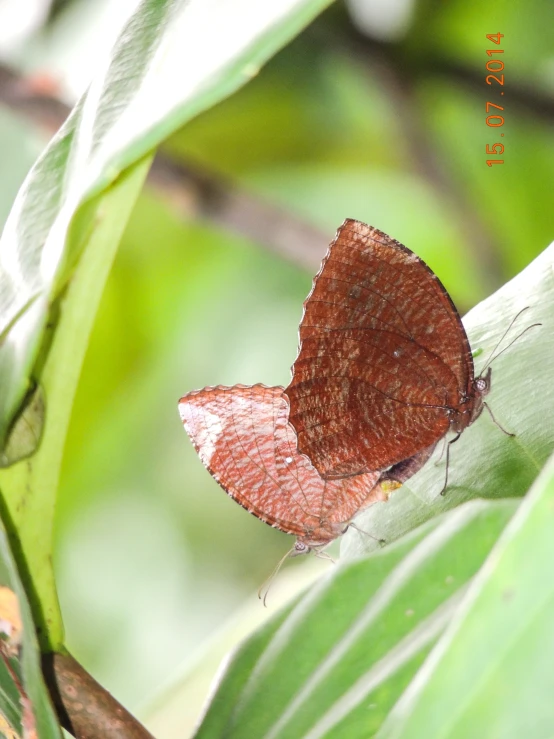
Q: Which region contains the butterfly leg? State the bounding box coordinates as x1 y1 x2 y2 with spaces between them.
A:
438 432 462 496
483 402 515 437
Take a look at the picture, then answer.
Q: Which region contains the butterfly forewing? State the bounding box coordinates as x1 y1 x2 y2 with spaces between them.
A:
285 219 475 478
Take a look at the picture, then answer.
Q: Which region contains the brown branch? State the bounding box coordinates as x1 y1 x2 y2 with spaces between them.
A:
0 62 327 272
434 57 554 126
42 652 155 739
0 65 70 131
307 21 508 294
312 18 554 125
151 155 326 269
306 14 554 296
359 43 504 293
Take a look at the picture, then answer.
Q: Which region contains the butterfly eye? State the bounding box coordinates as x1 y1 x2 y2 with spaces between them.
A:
475 367 492 394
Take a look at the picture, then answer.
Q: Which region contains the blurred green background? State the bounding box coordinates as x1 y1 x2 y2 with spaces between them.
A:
0 0 552 719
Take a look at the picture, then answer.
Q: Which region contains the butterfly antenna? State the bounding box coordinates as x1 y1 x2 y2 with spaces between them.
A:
480 307 540 374
258 544 296 607
481 322 541 371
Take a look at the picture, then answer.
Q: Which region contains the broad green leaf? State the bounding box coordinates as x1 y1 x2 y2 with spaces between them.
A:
190 604 294 739
0 521 62 738
0 157 152 649
380 450 554 739
0 0 335 649
0 0 335 448
193 499 517 738
185 191 553 739
342 240 553 561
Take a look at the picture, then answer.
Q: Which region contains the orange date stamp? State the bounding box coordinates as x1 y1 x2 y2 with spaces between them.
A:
485 33 504 166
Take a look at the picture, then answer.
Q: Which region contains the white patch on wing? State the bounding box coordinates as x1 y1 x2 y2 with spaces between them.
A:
179 402 223 465
228 390 277 438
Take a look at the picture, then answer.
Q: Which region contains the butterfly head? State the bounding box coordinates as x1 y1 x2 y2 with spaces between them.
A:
469 366 492 425
474 366 492 396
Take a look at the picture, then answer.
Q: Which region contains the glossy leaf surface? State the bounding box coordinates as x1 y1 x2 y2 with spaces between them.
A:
379 451 554 739
194 500 516 738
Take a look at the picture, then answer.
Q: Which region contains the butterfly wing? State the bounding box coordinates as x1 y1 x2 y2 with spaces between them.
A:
179 384 383 542
285 219 474 478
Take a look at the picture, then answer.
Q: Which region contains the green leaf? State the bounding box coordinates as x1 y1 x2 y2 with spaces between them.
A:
378 451 554 739
341 241 553 561
186 178 553 739
192 603 295 739
0 157 152 650
0 0 335 651
0 521 62 738
158 240 552 733
193 500 516 738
